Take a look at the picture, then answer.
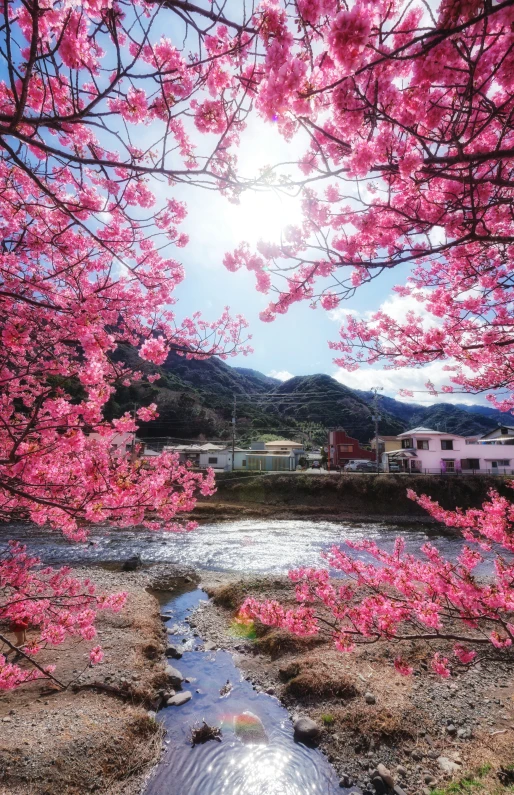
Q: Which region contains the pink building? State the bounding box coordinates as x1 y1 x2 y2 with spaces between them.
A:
384 427 514 474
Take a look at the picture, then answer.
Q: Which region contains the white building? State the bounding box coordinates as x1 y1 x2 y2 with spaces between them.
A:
383 427 514 474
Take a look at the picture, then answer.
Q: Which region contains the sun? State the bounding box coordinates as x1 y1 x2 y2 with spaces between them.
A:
227 188 302 247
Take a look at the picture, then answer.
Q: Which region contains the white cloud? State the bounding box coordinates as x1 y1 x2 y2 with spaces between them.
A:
373 289 440 331
332 361 483 407
327 307 359 323
267 369 294 382
327 288 441 332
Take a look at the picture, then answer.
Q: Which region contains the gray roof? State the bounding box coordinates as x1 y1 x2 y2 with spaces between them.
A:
398 427 450 436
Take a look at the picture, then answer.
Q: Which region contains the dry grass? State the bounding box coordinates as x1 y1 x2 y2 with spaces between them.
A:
281 654 360 700
254 629 325 660
334 704 416 744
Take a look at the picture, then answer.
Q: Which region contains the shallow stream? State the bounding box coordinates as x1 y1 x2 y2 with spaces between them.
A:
144 586 346 795
1 517 480 573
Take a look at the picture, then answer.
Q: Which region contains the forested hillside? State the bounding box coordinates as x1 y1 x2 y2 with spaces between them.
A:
106 348 511 444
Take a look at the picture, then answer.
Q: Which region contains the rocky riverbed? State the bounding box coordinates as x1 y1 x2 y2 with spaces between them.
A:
191 571 514 795
1 557 514 795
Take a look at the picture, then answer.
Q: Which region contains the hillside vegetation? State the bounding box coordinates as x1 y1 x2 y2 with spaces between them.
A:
106 347 512 444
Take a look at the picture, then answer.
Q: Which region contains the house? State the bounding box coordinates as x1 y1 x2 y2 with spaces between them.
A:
369 435 400 457
328 429 375 469
383 427 514 474
385 427 466 473
163 443 231 468
475 426 514 442
264 439 304 454
87 431 136 452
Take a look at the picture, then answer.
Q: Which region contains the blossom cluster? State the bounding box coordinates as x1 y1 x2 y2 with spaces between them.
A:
240 486 514 676
0 542 126 690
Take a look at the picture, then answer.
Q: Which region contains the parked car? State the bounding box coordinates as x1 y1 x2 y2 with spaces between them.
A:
344 460 382 472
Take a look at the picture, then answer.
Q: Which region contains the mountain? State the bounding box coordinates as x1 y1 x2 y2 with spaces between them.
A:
233 367 280 389
269 375 405 440
453 403 514 426
353 390 505 436
107 348 511 444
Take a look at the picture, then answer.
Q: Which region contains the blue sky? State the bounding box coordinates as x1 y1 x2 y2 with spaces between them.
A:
171 117 477 407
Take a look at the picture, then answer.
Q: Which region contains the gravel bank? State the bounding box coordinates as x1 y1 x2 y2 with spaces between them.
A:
0 564 196 795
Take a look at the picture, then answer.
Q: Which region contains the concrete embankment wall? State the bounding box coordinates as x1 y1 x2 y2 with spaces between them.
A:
198 472 513 518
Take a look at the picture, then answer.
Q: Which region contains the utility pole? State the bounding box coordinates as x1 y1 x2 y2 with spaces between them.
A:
371 387 383 473
231 395 236 471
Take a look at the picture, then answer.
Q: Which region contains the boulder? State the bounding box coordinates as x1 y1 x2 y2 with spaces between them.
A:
167 691 192 706
437 756 461 774
339 773 353 788
293 716 320 743
122 554 142 571
165 645 183 659
165 664 183 688
371 776 386 794
377 763 395 788
365 692 376 704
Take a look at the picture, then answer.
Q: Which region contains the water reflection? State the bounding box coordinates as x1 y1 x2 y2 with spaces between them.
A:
0 518 472 575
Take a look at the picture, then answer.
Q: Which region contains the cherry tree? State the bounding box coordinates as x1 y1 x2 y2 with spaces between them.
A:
224 0 514 408
223 0 514 673
0 0 263 687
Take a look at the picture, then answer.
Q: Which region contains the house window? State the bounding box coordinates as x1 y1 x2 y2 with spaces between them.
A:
208 457 218 464
401 439 413 449
417 440 429 450
465 459 480 470
441 440 454 450
339 444 353 452
492 460 510 467
242 459 247 467
443 459 455 472
411 460 422 472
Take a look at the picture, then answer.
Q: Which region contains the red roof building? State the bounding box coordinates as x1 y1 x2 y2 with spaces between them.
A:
328 429 375 468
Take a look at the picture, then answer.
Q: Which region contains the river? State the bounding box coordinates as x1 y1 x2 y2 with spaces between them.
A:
0 517 478 573
0 518 484 795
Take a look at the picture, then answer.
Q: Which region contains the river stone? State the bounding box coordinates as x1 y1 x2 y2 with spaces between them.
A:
167 691 192 706
377 763 394 788
365 692 376 705
437 756 461 774
233 711 268 745
204 641 216 651
122 554 142 571
293 716 320 743
165 645 182 659
339 773 353 788
371 776 386 794
165 664 183 687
